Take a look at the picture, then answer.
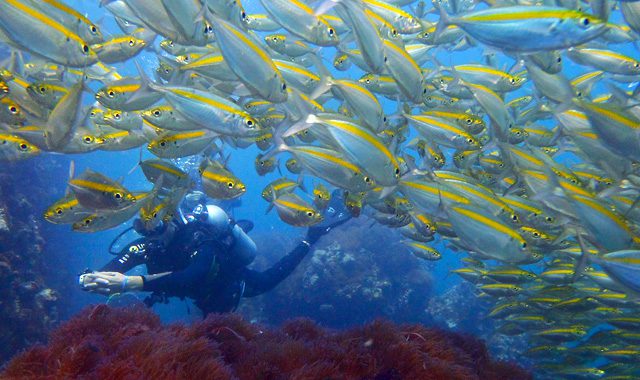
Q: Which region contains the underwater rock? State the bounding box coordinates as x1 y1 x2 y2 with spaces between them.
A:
2 304 532 380
0 156 69 363
427 282 529 364
0 206 9 233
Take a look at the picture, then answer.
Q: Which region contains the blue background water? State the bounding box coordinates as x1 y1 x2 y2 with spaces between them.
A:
22 0 639 361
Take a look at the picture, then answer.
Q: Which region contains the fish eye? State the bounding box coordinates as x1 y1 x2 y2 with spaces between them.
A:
556 56 562 63
272 36 279 42
366 79 371 84
82 45 89 54
114 192 123 199
533 232 540 238
511 214 519 221
114 113 121 119
328 28 335 36
108 91 115 97
245 118 255 127
282 83 287 90
227 182 234 188
521 242 527 248
18 143 28 151
9 105 17 113
581 17 590 26
55 208 63 214
391 29 398 37
83 136 93 143
83 218 91 225
91 26 97 34
466 118 472 125
383 56 388 63
129 39 135 46
241 11 247 20
395 167 400 175
510 78 516 85
39 87 46 93
364 176 371 183
159 140 166 147
306 211 314 217
153 110 161 117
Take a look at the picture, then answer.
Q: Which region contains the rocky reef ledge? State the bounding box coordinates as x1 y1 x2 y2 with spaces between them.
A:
2 305 530 380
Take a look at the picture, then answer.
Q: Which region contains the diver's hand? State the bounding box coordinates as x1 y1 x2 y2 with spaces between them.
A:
79 271 143 294
305 190 352 245
305 216 350 245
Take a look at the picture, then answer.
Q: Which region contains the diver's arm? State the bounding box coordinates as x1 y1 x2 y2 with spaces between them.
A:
242 197 352 297
99 251 145 273
242 240 311 297
140 241 215 293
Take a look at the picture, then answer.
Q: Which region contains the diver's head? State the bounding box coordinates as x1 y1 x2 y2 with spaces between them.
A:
183 201 234 237
133 218 168 237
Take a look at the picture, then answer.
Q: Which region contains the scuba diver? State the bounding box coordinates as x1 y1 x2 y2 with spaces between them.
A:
78 191 350 315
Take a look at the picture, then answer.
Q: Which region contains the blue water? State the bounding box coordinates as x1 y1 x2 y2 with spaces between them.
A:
4 1 639 374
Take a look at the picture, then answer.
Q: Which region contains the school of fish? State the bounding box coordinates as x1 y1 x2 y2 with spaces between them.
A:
1 0 640 377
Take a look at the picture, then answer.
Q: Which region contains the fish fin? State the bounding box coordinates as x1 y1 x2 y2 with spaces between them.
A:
282 114 318 138
127 149 142 177
434 4 452 43
315 0 341 16
64 160 76 196
265 188 277 214
262 143 286 162
125 60 160 109
573 233 592 282
297 174 307 193
622 195 640 218
379 186 396 199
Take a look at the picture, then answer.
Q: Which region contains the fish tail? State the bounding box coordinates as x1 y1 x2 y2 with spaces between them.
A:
309 53 334 100
434 5 452 42
573 234 591 282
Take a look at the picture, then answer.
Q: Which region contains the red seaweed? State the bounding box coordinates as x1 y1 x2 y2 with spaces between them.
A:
2 305 531 380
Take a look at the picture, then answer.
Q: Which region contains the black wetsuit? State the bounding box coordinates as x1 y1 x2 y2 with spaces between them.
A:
101 221 310 315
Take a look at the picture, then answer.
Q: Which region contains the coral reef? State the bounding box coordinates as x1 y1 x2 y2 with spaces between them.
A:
0 156 70 362
2 305 531 380
241 219 435 328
